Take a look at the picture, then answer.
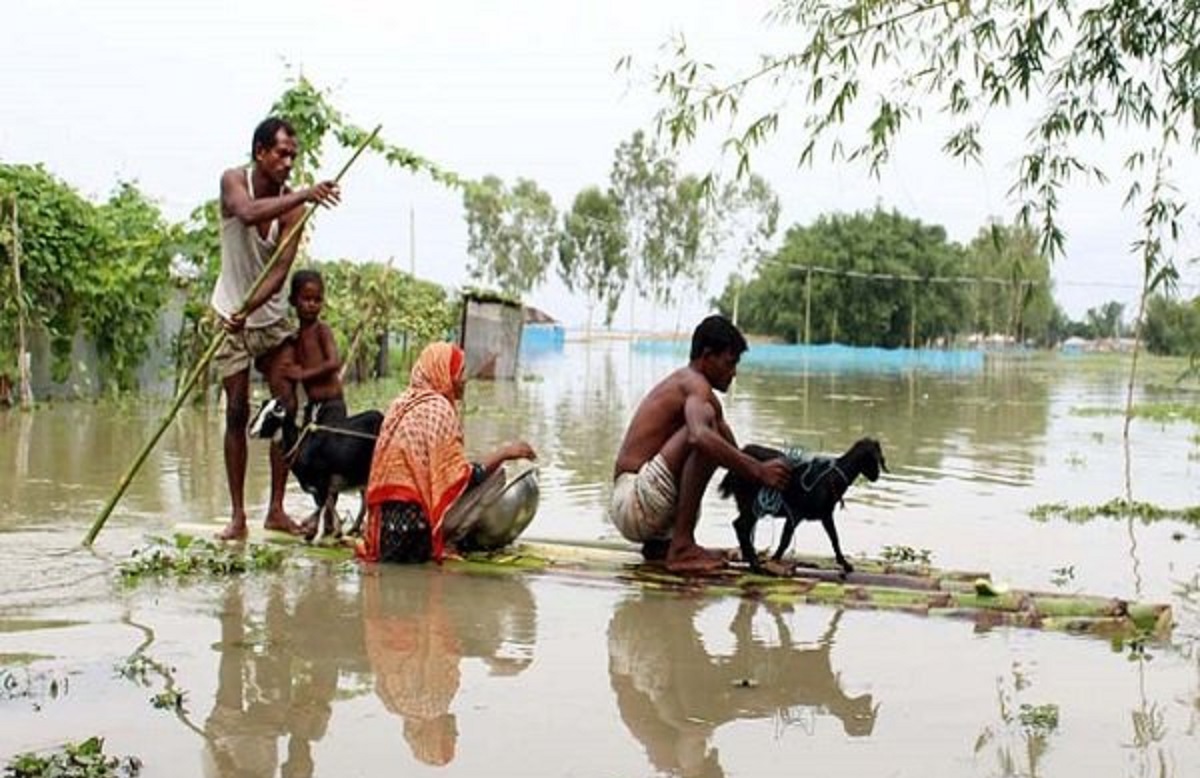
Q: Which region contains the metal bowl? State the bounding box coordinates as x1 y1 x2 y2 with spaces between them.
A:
458 461 540 550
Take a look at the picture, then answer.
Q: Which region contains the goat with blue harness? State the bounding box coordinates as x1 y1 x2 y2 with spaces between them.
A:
718 437 888 576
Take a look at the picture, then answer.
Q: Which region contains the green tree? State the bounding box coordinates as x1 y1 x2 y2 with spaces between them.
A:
610 130 676 327
462 175 559 298
718 208 969 347
716 174 781 325
1085 301 1127 341
656 173 719 308
559 187 628 334
966 222 1056 344
1143 294 1200 356
170 199 222 392
87 182 177 391
0 164 101 381
316 259 454 380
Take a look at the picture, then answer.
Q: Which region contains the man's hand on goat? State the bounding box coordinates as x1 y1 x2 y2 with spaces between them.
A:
757 458 791 491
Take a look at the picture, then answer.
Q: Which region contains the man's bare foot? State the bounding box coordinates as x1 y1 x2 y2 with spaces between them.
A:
264 510 305 536
216 517 248 542
665 544 726 575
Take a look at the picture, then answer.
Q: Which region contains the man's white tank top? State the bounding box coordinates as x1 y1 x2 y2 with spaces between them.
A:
210 168 289 328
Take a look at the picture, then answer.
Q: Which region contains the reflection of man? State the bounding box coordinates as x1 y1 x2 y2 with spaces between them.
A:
204 579 349 778
607 594 877 777
608 595 725 778
361 571 539 766
204 583 288 778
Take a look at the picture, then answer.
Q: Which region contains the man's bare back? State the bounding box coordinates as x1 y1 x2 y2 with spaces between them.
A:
613 366 721 479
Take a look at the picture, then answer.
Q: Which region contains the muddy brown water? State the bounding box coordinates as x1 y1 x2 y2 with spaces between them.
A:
1 341 1197 776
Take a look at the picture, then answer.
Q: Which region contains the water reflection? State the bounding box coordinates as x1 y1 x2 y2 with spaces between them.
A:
607 594 875 777
204 579 346 778
201 567 537 776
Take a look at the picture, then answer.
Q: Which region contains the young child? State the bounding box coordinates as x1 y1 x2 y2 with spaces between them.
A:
287 269 347 427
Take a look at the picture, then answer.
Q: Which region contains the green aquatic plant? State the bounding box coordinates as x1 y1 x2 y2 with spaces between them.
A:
1070 403 1200 425
1018 703 1060 736
1050 566 1075 589
879 545 933 565
117 535 286 583
4 737 141 778
150 689 185 712
1030 499 1200 528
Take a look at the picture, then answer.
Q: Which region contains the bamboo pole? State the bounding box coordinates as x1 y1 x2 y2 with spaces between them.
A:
10 198 33 409
83 125 381 546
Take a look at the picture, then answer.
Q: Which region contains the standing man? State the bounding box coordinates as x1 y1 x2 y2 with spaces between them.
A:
609 315 791 573
212 117 341 541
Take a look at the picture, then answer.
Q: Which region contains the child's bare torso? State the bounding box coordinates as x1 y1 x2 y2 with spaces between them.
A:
295 321 343 402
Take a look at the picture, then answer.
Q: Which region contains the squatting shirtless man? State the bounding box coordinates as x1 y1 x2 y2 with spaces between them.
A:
609 315 790 573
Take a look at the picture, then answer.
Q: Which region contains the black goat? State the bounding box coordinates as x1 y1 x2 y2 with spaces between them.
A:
248 397 383 541
718 437 888 576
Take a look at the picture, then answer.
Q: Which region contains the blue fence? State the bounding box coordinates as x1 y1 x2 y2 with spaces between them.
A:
632 340 985 375
520 323 566 358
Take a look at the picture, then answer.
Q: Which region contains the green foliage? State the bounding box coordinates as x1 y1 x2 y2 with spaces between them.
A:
314 259 454 378
559 187 628 328
150 689 186 712
0 167 177 391
1143 294 1200 356
170 199 222 391
0 165 104 381
1018 703 1061 736
1070 402 1200 425
715 174 780 324
4 737 141 778
649 1 1196 265
86 183 176 391
1030 499 1200 527
965 222 1056 344
879 545 933 565
117 535 287 582
610 130 694 309
463 175 558 298
718 208 970 346
271 72 473 192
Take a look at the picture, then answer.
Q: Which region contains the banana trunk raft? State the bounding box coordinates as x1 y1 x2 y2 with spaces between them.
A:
172 522 1172 642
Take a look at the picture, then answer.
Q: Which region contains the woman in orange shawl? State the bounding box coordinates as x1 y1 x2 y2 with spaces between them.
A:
360 342 535 563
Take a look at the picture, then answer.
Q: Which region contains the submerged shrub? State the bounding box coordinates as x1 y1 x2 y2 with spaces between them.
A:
5 736 141 778
118 534 286 583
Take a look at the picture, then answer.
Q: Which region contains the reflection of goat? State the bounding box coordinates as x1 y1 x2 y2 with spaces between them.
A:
718 437 887 575
249 397 383 540
726 603 877 736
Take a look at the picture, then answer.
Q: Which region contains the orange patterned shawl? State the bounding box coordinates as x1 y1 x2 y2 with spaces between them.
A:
361 343 470 562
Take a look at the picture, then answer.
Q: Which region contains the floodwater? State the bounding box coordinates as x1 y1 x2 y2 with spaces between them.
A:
1 339 1198 777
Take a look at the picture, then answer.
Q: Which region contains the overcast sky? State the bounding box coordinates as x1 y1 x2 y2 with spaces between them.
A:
3 0 1198 329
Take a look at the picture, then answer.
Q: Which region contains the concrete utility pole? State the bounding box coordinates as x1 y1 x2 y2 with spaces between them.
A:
409 205 416 276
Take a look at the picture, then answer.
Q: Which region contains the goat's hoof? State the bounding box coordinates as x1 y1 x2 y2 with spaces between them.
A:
761 559 794 577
